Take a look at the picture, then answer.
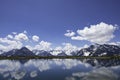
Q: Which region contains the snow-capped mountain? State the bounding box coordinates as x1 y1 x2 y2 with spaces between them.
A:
70 51 79 56
57 52 67 56
1 47 35 57
33 50 67 56
0 44 120 57
77 44 120 56
33 50 52 56
49 50 68 56
0 50 3 54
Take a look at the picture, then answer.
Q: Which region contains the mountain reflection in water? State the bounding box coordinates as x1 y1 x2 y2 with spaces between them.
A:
0 59 120 80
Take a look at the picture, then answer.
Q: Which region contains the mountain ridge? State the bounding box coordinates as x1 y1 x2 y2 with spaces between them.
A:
0 44 120 57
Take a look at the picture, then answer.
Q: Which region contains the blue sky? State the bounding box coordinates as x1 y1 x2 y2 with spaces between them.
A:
0 0 120 49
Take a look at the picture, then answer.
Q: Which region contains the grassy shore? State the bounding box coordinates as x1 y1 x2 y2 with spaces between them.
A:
0 56 120 60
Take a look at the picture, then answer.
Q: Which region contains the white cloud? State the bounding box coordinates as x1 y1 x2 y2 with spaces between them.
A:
82 44 89 48
27 41 51 51
0 38 23 51
70 22 117 44
54 46 62 50
14 33 29 41
25 45 33 51
34 40 52 51
23 30 27 34
51 43 85 55
71 36 85 40
108 42 120 46
0 30 89 53
50 46 63 55
62 43 80 55
0 31 53 52
0 31 29 51
32 35 39 42
12 32 17 35
51 43 86 55
64 30 75 37
0 45 7 51
7 35 13 39
39 41 51 49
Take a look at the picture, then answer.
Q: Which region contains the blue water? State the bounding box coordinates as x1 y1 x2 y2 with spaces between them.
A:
0 59 119 80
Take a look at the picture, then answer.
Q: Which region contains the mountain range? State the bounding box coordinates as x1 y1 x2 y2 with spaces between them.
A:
77 44 120 56
0 44 120 57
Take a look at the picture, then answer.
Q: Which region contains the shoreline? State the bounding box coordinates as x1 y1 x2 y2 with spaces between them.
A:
0 56 120 60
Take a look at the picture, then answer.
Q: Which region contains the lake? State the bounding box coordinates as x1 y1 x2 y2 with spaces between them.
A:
0 59 120 80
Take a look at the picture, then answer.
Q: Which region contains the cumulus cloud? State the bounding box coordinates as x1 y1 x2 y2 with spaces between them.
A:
7 35 13 39
0 38 23 51
62 43 81 55
14 33 29 41
0 30 54 51
23 30 27 34
108 42 120 46
69 22 117 44
0 30 89 52
54 46 62 50
34 40 52 51
0 31 31 51
32 35 39 42
25 45 33 51
50 46 63 55
12 32 17 35
64 30 75 37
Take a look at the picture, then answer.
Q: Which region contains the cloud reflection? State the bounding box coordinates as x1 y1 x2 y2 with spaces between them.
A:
11 70 26 80
30 71 38 78
0 60 21 73
66 67 119 80
0 59 90 79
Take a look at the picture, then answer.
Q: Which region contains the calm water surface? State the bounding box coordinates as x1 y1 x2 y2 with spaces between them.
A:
0 59 120 80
